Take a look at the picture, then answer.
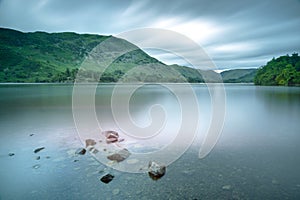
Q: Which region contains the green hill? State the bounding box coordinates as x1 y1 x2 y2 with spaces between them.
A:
0 27 209 83
221 69 257 83
254 53 300 86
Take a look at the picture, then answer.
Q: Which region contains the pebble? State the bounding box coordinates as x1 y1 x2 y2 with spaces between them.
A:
100 174 114 184
222 185 232 190
36 156 40 160
75 148 86 155
32 164 40 169
8 152 15 157
126 159 139 164
112 189 120 195
34 147 45 153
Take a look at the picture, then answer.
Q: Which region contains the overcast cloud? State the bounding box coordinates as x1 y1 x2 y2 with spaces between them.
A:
0 0 299 69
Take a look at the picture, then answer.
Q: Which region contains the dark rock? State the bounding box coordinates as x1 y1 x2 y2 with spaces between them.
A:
148 161 166 180
74 159 79 162
100 174 114 184
102 130 119 144
107 148 130 162
75 148 86 155
8 153 15 157
85 139 96 147
29 134 34 136
34 147 45 153
36 156 40 160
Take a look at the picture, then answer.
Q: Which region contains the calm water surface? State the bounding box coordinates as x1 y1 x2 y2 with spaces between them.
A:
0 84 299 200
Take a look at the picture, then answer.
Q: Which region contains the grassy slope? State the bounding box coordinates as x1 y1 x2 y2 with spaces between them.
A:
221 69 257 83
1 27 259 83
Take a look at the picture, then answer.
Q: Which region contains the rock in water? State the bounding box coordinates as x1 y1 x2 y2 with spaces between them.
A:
102 130 119 144
100 174 114 184
8 153 15 157
222 185 232 190
32 164 40 169
75 148 86 155
148 161 166 180
107 148 131 162
34 147 45 153
85 139 96 147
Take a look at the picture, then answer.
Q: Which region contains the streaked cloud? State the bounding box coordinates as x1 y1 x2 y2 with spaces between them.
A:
0 0 299 69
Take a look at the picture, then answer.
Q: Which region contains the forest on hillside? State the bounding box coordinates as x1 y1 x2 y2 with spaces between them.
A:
254 53 300 86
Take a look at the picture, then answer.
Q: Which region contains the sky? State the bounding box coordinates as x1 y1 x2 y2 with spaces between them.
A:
0 0 300 70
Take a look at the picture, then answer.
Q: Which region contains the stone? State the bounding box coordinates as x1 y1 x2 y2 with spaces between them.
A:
148 161 166 180
85 139 96 147
36 156 40 160
34 147 45 153
102 130 119 144
75 148 86 155
29 134 34 136
126 159 139 164
89 147 99 154
74 159 79 162
32 164 40 169
107 148 130 162
112 188 120 195
100 174 114 184
8 152 15 156
222 185 232 190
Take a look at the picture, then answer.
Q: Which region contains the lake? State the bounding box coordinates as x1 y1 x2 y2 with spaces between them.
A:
0 84 299 200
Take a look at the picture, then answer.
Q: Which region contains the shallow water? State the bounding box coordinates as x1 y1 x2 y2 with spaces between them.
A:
0 84 299 199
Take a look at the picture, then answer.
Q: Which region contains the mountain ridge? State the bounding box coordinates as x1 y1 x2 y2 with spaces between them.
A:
0 27 256 83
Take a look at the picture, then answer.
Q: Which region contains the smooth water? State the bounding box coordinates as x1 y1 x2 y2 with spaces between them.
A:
0 84 299 200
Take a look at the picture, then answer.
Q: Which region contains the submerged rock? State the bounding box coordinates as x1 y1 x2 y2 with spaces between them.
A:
100 174 114 184
36 156 40 160
107 148 130 162
32 164 40 169
112 188 120 195
148 161 166 180
85 139 96 147
75 148 86 155
222 185 232 190
34 147 45 153
102 130 119 144
89 147 99 154
8 153 15 157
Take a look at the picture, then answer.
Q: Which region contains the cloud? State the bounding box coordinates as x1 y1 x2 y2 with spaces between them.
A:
0 0 299 69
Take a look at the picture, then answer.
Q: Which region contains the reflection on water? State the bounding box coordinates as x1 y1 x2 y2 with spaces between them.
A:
0 84 299 199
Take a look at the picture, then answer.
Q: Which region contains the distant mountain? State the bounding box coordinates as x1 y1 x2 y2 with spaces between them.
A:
254 53 300 86
221 69 257 83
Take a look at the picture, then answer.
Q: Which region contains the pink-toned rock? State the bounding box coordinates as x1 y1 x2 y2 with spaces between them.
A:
102 131 119 144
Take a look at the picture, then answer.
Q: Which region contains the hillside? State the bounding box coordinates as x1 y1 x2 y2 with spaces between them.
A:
0 27 208 83
221 69 257 83
254 53 300 86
